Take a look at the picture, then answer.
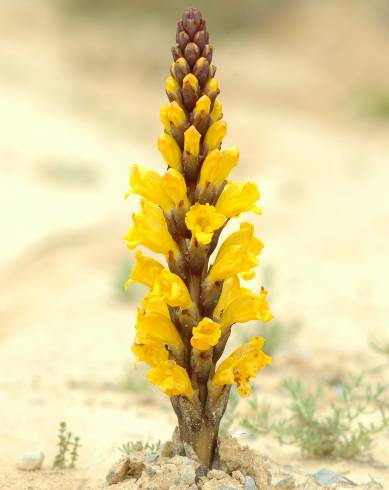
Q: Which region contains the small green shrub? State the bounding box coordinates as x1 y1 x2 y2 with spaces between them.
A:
52 421 81 469
118 440 161 455
240 375 389 459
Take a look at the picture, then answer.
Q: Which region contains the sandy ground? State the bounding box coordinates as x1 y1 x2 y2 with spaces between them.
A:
0 1 388 488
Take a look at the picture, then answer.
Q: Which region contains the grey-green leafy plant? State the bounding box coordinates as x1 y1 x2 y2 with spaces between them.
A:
52 421 81 469
240 376 389 459
118 440 161 456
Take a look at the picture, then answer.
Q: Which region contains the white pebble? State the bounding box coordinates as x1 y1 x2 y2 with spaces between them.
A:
16 452 45 471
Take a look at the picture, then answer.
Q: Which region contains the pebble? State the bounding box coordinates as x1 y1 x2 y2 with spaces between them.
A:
244 475 257 489
275 476 295 488
313 468 355 487
16 452 45 471
145 453 159 463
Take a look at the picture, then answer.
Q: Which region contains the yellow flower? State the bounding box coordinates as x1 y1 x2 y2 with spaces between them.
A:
210 99 223 122
204 120 227 152
208 223 263 281
125 251 164 290
157 133 182 170
124 199 179 258
141 293 170 318
216 182 261 218
136 309 183 348
183 73 199 92
194 95 211 118
160 102 187 131
185 203 226 245
198 148 239 189
165 75 180 101
132 338 168 367
162 169 189 209
214 275 241 320
220 287 273 328
152 269 192 309
205 78 219 100
126 164 173 211
191 317 221 351
184 125 201 157
212 337 271 397
147 360 193 398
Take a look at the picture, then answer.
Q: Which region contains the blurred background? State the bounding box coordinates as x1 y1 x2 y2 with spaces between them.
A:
1 0 388 487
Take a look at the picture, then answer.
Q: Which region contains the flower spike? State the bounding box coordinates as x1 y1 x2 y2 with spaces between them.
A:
124 7 273 470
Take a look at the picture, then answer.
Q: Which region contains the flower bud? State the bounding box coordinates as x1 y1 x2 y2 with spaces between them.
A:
193 57 209 86
205 78 220 101
184 42 200 67
202 45 213 63
171 57 190 83
165 76 181 104
182 73 199 111
204 120 227 153
157 133 182 170
171 45 183 61
176 30 190 50
184 125 201 157
194 30 208 51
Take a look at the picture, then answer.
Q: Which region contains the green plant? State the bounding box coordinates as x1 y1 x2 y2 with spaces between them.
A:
240 375 388 459
118 440 161 456
52 421 81 469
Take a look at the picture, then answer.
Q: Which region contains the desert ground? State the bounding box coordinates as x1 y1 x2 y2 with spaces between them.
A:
0 1 388 488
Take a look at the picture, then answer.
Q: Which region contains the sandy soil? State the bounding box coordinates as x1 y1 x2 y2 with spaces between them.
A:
0 1 388 488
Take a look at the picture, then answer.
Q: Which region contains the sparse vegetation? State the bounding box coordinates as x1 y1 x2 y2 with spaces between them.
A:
52 421 81 469
239 375 389 459
118 440 161 456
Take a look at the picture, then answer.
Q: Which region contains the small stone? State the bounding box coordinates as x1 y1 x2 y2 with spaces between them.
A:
180 469 196 483
208 469 228 480
16 452 44 471
145 453 159 463
105 456 144 485
244 475 256 490
313 468 355 487
144 465 157 475
276 476 296 489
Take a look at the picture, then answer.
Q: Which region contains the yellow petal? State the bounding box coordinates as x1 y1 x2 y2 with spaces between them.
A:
152 269 192 309
212 336 271 397
165 75 180 98
220 287 273 328
191 317 221 351
136 309 182 348
205 78 220 99
184 125 201 157
194 95 211 117
204 120 227 152
126 251 164 289
199 148 239 188
216 182 261 218
210 99 223 122
128 164 173 211
157 133 182 170
168 101 187 127
124 199 179 258
185 203 226 245
208 223 263 281
147 360 193 398
162 169 189 209
132 338 168 367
